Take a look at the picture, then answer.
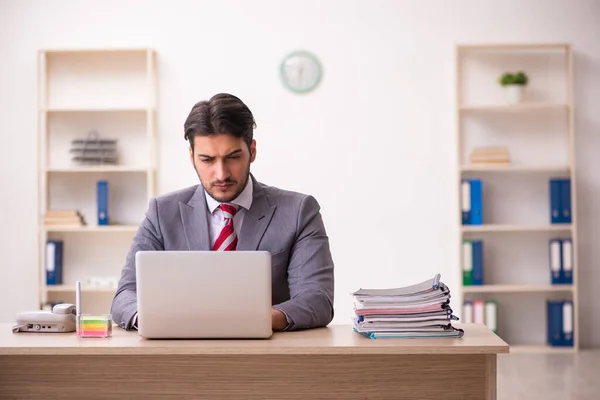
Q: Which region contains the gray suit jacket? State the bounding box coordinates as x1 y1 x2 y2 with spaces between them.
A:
110 175 335 331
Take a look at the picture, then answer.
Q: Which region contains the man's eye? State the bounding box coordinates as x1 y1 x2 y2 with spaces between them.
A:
201 159 213 163
228 156 240 160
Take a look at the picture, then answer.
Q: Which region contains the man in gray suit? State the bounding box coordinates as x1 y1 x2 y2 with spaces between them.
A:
111 93 335 332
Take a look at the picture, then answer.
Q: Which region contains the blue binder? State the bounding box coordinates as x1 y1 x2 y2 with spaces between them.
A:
547 300 563 346
560 179 571 223
461 179 471 225
471 240 484 285
561 239 573 284
548 239 562 284
469 179 483 225
547 300 574 347
45 240 63 285
97 180 109 225
549 179 561 224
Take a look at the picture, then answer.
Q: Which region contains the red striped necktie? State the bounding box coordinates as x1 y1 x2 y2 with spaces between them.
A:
212 203 238 251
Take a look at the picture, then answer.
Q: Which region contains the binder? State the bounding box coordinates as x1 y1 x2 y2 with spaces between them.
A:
562 300 574 346
485 300 497 334
549 179 561 224
547 300 574 347
471 240 484 285
561 239 573 284
461 180 471 225
560 179 572 223
549 239 562 284
547 300 563 346
469 179 483 225
462 301 473 324
462 241 473 286
472 300 485 324
97 180 109 225
45 240 63 285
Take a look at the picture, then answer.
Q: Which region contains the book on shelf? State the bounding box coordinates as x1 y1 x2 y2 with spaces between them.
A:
45 240 63 285
44 209 85 227
351 274 463 339
469 147 510 166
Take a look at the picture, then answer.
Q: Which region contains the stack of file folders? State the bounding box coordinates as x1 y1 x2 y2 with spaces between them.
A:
352 274 463 339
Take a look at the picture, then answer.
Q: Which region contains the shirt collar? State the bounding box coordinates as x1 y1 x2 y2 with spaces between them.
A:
205 176 253 214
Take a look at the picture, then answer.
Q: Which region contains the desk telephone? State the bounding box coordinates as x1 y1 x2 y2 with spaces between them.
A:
12 303 77 333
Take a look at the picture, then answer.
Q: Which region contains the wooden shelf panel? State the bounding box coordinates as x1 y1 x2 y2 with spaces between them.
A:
461 224 572 233
45 284 116 293
462 284 574 293
44 225 139 233
460 165 570 173
459 103 569 112
457 43 569 51
44 166 150 173
43 107 154 113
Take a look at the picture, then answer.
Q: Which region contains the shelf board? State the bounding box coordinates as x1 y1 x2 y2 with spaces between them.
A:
457 43 569 52
460 164 570 173
45 285 116 293
45 166 150 173
44 225 139 233
508 345 575 354
459 103 568 112
462 284 574 293
462 224 572 233
43 107 154 113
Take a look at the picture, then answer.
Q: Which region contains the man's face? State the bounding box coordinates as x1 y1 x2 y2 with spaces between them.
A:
190 134 256 203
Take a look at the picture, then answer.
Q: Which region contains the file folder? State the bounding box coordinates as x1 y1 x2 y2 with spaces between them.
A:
461 180 471 225
560 179 572 223
561 239 573 284
97 180 109 225
471 240 483 285
549 239 561 285
462 241 473 286
470 179 483 225
473 300 485 324
562 300 574 346
462 301 473 324
45 240 63 285
547 299 574 346
485 300 497 334
549 179 561 224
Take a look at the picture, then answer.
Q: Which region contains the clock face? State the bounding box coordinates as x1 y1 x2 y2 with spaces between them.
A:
280 50 322 93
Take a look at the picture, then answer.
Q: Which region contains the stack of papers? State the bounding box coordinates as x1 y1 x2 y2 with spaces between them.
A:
352 274 464 339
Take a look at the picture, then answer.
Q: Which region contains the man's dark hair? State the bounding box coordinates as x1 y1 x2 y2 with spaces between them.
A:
184 93 256 151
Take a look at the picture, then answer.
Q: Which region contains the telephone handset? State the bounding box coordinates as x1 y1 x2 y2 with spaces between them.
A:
12 303 77 333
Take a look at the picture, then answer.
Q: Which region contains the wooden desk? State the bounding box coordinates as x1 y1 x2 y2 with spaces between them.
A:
0 323 508 399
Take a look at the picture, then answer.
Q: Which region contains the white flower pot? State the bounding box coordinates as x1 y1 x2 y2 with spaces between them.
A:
504 85 525 104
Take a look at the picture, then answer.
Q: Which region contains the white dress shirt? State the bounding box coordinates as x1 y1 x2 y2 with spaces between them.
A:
131 178 253 329
204 177 253 248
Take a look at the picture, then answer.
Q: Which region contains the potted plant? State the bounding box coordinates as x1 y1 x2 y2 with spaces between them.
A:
498 71 528 104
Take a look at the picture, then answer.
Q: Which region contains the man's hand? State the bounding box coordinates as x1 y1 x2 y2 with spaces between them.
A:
271 308 288 331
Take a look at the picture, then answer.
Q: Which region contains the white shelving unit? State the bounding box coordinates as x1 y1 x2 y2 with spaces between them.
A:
456 43 578 352
37 48 157 315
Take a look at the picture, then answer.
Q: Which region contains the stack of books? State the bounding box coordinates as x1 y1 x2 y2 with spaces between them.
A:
352 274 463 339
469 146 510 166
44 210 86 227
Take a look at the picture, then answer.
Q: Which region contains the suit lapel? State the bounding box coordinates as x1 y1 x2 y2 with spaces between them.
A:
237 177 276 251
179 185 211 250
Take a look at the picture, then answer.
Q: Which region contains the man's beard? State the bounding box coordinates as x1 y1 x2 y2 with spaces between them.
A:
194 164 250 203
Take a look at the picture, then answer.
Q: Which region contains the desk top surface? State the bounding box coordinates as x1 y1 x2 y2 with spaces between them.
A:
0 323 508 356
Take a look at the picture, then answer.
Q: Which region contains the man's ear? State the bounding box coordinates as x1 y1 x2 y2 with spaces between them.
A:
189 146 194 165
250 140 257 163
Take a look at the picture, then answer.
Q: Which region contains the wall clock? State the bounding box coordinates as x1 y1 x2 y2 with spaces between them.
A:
280 50 322 93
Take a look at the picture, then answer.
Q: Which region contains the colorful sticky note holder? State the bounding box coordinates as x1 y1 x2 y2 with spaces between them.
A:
77 314 113 338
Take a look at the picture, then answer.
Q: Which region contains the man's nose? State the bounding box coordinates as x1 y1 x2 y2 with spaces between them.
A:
214 161 229 181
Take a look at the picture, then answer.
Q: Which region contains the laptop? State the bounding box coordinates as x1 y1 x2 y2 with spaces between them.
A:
135 250 273 339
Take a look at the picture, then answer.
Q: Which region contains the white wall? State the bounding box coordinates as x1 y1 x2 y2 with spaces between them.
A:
1 0 599 346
